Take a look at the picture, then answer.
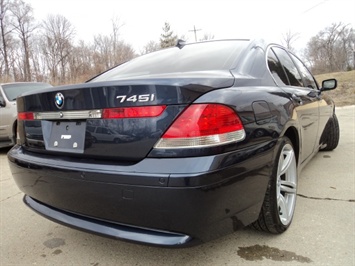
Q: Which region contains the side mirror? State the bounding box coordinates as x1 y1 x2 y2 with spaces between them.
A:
321 79 337 92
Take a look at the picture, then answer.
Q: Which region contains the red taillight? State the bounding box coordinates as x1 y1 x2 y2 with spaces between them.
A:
163 104 243 138
155 104 245 149
102 105 166 119
18 112 34 120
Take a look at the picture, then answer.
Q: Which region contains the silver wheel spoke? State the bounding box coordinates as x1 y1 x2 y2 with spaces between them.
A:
279 149 294 176
280 180 297 194
278 194 289 222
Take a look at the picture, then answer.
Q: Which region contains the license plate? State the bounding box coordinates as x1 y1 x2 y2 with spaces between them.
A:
42 121 86 153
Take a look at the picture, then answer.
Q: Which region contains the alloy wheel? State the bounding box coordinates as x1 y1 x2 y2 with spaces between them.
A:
276 143 297 225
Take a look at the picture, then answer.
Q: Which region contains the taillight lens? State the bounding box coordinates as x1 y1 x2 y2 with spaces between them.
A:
18 112 34 120
103 106 166 119
155 104 245 149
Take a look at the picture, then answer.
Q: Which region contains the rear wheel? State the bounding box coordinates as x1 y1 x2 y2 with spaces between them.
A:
252 136 297 233
320 114 339 151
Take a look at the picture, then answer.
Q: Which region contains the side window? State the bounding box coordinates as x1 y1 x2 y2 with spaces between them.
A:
272 47 303 87
98 127 109 134
289 54 318 89
267 49 289 86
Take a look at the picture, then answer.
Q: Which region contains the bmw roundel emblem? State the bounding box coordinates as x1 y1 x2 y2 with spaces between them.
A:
55 92 64 109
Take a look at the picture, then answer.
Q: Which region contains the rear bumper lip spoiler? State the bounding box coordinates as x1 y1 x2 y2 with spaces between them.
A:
24 195 194 247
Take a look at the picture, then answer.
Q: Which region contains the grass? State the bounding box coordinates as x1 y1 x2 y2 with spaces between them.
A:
315 70 355 107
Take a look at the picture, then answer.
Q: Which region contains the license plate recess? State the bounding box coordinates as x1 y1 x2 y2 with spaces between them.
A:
42 121 86 153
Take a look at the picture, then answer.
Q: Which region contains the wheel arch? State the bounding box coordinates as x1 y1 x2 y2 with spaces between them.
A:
12 119 18 143
283 126 300 164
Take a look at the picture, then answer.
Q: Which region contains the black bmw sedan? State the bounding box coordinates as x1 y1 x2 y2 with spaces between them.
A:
8 39 339 247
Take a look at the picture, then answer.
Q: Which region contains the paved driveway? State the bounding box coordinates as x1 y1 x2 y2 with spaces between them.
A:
1 106 354 266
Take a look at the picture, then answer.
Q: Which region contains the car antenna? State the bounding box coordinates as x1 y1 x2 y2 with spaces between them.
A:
176 39 186 49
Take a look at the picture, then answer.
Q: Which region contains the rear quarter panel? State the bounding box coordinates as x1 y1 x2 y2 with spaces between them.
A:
195 86 295 150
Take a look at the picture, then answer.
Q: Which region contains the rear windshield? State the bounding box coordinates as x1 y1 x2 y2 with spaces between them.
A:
90 40 250 82
2 83 52 101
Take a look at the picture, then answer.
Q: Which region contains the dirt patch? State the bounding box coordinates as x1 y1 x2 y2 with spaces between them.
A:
315 70 355 107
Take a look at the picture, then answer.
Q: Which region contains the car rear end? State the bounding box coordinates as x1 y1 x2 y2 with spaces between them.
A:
8 40 275 246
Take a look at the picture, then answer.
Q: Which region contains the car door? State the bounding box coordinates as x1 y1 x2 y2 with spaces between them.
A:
288 52 329 153
270 47 321 163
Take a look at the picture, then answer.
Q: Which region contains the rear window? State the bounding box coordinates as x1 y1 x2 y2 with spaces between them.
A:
2 83 52 101
90 40 250 82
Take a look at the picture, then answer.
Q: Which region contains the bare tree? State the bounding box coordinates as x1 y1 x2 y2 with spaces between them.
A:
111 17 126 65
30 34 47 82
141 40 160 55
93 34 113 72
305 22 354 74
9 0 36 81
92 19 135 75
7 38 22 80
0 0 12 79
282 30 299 53
113 40 135 65
41 14 75 84
67 40 94 83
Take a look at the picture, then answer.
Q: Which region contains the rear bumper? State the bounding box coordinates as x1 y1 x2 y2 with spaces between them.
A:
24 195 193 246
8 142 276 246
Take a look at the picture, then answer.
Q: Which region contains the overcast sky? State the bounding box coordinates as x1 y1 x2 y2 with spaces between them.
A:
29 0 355 54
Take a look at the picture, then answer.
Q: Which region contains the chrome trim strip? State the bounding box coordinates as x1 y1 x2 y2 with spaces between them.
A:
34 110 102 120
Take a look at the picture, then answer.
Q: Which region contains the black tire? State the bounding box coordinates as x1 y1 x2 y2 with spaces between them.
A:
252 136 297 234
320 114 340 151
12 121 17 145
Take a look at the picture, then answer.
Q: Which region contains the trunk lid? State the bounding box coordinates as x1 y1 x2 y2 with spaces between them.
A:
17 72 234 161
